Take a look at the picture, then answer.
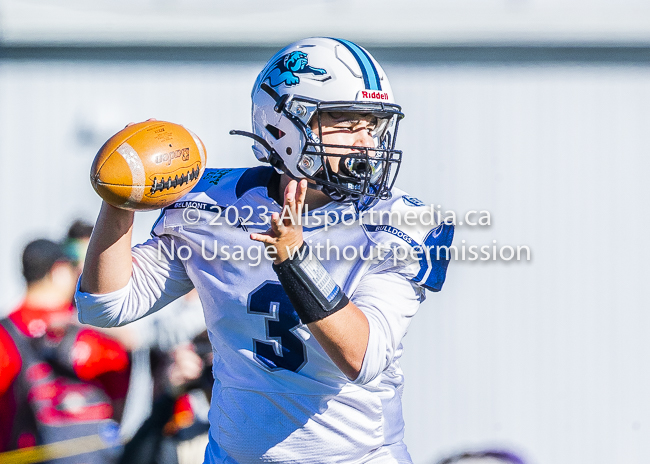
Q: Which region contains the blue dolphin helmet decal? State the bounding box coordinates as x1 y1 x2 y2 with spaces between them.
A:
263 51 327 87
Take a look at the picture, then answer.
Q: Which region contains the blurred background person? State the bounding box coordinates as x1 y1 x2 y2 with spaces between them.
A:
116 289 209 442
64 219 95 277
64 219 140 351
435 449 526 464
63 218 211 451
0 238 129 462
120 332 212 464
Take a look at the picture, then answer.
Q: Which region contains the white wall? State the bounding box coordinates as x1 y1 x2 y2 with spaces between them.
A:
1 58 648 463
393 64 650 463
2 0 650 45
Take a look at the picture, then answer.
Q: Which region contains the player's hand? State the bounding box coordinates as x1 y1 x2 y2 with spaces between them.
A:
124 118 157 128
250 179 308 264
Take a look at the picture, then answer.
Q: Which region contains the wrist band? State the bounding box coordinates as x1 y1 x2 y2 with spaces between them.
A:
272 243 349 324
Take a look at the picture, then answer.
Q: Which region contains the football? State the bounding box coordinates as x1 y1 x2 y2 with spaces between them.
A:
90 121 207 211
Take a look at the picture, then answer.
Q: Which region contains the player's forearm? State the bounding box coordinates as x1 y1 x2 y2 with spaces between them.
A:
307 302 369 380
80 202 135 294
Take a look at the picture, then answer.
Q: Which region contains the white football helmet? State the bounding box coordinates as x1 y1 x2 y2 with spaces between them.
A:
231 37 404 206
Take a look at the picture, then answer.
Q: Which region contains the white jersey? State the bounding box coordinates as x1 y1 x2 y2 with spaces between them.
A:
76 167 454 464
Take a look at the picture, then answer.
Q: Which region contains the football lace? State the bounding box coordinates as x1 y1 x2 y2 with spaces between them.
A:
150 165 201 194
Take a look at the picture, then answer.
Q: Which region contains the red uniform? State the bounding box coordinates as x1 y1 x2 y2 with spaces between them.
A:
0 302 130 458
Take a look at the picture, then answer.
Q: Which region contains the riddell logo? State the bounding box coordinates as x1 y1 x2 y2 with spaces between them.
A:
358 90 389 101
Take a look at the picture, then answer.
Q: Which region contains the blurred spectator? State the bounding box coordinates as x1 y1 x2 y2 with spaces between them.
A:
0 239 129 462
66 218 211 457
65 219 139 351
65 219 138 351
63 219 95 276
117 290 208 441
120 332 212 464
66 219 209 444
436 449 526 464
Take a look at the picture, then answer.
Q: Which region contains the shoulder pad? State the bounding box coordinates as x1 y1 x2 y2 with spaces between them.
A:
150 167 252 236
411 222 454 292
362 189 454 292
190 167 244 204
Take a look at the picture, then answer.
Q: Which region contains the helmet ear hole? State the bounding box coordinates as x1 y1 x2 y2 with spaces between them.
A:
265 124 285 140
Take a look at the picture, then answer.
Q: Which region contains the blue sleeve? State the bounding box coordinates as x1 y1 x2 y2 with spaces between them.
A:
412 222 454 292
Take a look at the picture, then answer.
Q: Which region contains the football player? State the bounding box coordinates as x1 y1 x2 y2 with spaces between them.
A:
76 37 454 463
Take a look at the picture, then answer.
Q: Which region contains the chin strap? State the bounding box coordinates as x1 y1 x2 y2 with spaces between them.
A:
229 130 281 166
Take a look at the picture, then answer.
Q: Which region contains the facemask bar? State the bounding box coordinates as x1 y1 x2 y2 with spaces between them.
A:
282 97 404 202
304 144 402 202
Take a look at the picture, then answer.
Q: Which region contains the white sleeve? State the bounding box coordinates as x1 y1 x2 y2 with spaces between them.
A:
75 235 194 328
350 270 424 385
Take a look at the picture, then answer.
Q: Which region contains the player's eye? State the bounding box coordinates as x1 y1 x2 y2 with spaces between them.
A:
335 121 359 131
